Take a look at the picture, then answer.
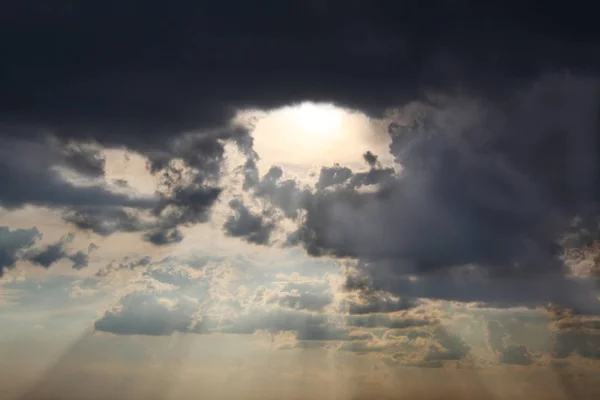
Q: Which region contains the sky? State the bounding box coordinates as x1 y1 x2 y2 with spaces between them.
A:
1 2 600 400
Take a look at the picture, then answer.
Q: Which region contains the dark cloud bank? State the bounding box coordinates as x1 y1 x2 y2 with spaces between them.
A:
3 2 600 325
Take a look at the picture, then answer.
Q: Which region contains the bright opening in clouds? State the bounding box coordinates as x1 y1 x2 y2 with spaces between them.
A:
240 102 392 177
2 3 600 400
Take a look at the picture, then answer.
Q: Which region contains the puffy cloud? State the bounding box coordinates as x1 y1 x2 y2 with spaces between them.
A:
268 281 334 312
344 291 419 315
223 199 275 245
24 232 94 270
0 226 42 276
1 227 93 274
94 292 209 336
383 326 471 368
284 76 600 313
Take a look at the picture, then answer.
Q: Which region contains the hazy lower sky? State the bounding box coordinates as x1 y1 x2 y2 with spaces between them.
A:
2 2 600 400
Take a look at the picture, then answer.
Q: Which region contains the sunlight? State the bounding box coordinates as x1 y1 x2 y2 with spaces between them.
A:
290 102 345 141
236 102 392 178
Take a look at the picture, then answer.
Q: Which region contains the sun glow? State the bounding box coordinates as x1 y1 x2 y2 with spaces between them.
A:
291 102 345 141
237 102 392 177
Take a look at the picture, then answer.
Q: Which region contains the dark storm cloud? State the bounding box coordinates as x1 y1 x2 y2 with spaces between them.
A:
287 74 600 312
0 226 42 276
3 2 599 144
24 232 93 270
4 2 600 240
4 1 600 313
344 262 600 312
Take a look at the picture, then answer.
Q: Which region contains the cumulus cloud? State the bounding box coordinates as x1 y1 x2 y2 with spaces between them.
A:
1 226 94 274
279 75 600 313
94 291 208 336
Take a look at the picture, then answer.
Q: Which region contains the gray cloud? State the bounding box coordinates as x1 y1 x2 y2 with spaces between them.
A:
346 314 434 329
94 292 208 336
223 199 275 245
283 75 600 313
384 326 470 368
345 291 419 315
487 320 534 365
53 140 106 178
0 226 42 276
4 3 599 146
63 207 151 237
25 232 93 270
95 255 152 277
223 309 367 341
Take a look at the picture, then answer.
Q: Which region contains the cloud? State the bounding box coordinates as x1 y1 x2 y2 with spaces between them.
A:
51 139 107 178
282 75 600 313
268 281 334 312
223 309 367 342
0 226 42 276
95 256 152 277
3 3 598 143
346 315 434 329
383 326 471 368
3 4 600 256
223 199 275 245
24 232 94 270
344 291 419 315
63 207 152 237
552 314 600 360
486 320 535 365
0 139 157 210
94 291 208 336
